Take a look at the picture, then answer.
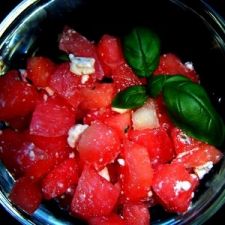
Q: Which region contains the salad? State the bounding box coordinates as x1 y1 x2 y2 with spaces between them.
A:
0 26 224 225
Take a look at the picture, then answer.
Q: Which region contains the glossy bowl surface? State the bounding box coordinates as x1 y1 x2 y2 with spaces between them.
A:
0 0 225 225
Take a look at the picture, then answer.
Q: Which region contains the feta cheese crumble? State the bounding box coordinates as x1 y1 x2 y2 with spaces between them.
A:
117 158 125 166
147 190 153 197
69 152 75 159
194 161 213 179
67 124 89 148
174 181 191 196
98 167 110 182
69 54 95 75
184 61 194 70
81 74 90 84
45 87 54 96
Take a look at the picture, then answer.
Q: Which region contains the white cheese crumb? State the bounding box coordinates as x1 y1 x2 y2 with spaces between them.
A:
66 187 73 193
178 132 191 145
29 150 35 161
174 181 191 196
111 107 129 114
81 75 89 84
194 161 213 179
45 87 54 96
98 167 110 182
190 173 198 180
27 143 35 160
184 61 194 70
69 54 95 75
67 124 89 148
69 152 75 158
147 190 153 197
117 158 125 166
43 94 48 101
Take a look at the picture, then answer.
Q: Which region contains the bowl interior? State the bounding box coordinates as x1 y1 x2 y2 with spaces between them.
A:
0 0 225 224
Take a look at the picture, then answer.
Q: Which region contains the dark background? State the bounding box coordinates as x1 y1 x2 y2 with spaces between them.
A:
0 0 225 224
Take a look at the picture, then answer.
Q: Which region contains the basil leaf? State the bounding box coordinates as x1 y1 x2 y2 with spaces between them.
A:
148 74 190 97
123 27 160 77
112 85 148 109
163 80 225 146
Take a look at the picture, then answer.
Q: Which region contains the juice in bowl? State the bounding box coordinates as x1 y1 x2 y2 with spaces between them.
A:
0 0 225 225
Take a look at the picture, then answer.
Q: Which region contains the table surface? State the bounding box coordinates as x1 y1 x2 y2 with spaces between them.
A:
0 0 225 224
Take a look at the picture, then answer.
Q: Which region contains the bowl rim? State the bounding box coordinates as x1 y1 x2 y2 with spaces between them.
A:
0 0 39 37
0 1 225 225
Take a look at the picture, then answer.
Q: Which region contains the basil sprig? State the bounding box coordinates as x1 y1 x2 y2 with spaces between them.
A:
163 80 225 146
113 26 224 146
112 85 148 109
123 27 160 77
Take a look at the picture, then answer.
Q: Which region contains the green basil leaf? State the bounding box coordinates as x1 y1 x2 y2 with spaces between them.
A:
123 27 160 77
163 80 225 146
147 74 190 97
112 85 148 109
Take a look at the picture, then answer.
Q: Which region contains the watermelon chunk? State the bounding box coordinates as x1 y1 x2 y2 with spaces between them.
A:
9 177 42 214
71 166 120 218
30 96 75 137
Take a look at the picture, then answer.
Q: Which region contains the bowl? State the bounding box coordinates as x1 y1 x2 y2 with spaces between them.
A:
0 0 225 224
